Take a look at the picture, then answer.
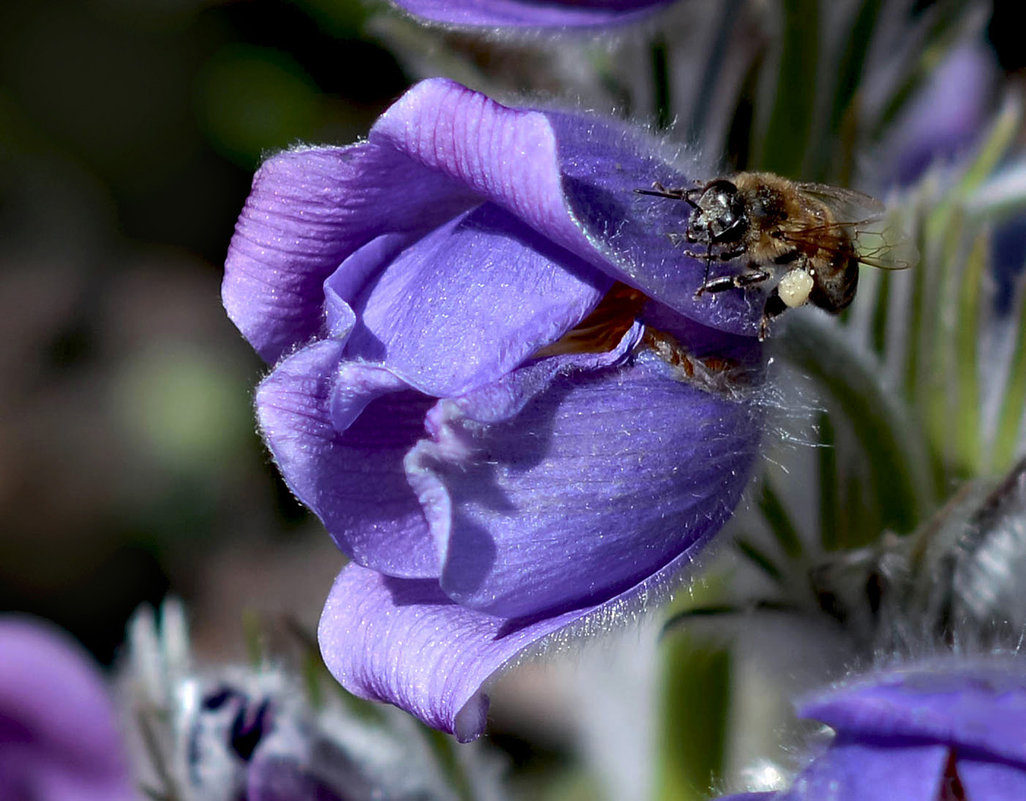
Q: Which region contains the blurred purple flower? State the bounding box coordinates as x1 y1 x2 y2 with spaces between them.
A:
224 78 764 740
0 616 137 801
718 657 1026 801
879 40 997 188
382 0 676 29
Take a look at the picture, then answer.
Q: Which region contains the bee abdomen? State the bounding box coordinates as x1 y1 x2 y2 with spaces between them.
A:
810 256 859 313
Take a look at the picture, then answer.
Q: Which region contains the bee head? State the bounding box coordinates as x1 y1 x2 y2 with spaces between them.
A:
690 179 747 244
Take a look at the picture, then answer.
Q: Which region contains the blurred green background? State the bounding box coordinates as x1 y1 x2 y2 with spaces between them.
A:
0 0 410 665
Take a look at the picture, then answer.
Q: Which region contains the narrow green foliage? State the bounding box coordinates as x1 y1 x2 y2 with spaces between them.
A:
782 316 935 532
735 536 785 582
819 0 883 182
424 729 477 801
242 608 266 667
869 268 893 358
992 281 1026 471
652 35 671 131
656 636 732 801
755 0 819 175
758 481 805 559
817 411 840 551
952 231 988 477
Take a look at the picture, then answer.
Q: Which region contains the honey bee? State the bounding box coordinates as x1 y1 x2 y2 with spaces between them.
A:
637 172 911 339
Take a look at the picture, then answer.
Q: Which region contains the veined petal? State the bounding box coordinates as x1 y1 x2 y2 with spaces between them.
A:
372 79 761 336
340 203 612 396
256 341 439 578
799 660 1026 768
385 0 675 28
225 78 763 362
959 758 1026 800
406 345 761 618
319 536 737 743
778 738 948 801
546 110 763 335
224 143 480 363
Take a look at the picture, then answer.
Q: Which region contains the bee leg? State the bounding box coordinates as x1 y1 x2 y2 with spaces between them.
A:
758 292 788 341
696 267 770 297
677 246 746 261
636 182 697 200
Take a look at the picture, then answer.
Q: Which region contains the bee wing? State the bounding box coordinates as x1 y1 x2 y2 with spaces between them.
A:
791 183 917 271
853 221 918 271
795 182 886 222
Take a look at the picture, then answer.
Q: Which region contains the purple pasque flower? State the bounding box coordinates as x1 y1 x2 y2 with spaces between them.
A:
224 77 765 740
0 616 137 801
718 657 1026 801
878 40 998 188
383 0 676 29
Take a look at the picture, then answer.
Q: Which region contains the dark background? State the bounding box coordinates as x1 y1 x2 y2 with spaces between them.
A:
0 0 409 664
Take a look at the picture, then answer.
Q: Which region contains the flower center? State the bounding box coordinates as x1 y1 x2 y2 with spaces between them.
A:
534 282 649 357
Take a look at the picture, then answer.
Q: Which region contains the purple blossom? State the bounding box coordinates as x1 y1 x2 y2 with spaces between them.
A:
878 41 997 188
224 78 765 740
718 658 1026 801
0 616 137 801
382 0 676 29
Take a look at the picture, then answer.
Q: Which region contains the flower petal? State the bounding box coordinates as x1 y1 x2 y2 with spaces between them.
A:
385 0 675 28
714 795 777 801
225 79 764 362
340 202 612 396
372 79 762 336
224 143 480 363
778 737 948 801
406 347 762 618
958 757 1026 800
319 538 734 743
799 660 1026 768
256 341 440 578
248 752 346 801
545 110 764 335
0 617 136 801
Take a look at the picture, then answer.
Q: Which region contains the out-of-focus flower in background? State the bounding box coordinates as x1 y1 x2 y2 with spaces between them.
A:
224 77 765 740
0 616 137 801
716 656 1026 801
876 39 999 189
125 602 479 801
382 0 676 29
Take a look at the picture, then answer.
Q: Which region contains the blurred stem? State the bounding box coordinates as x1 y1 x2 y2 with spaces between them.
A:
424 729 475 801
819 0 882 183
735 536 785 582
758 480 805 560
953 231 987 477
754 0 818 176
656 578 731 801
781 315 936 532
242 608 266 667
651 34 671 130
686 0 744 145
993 292 1026 472
817 410 841 551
